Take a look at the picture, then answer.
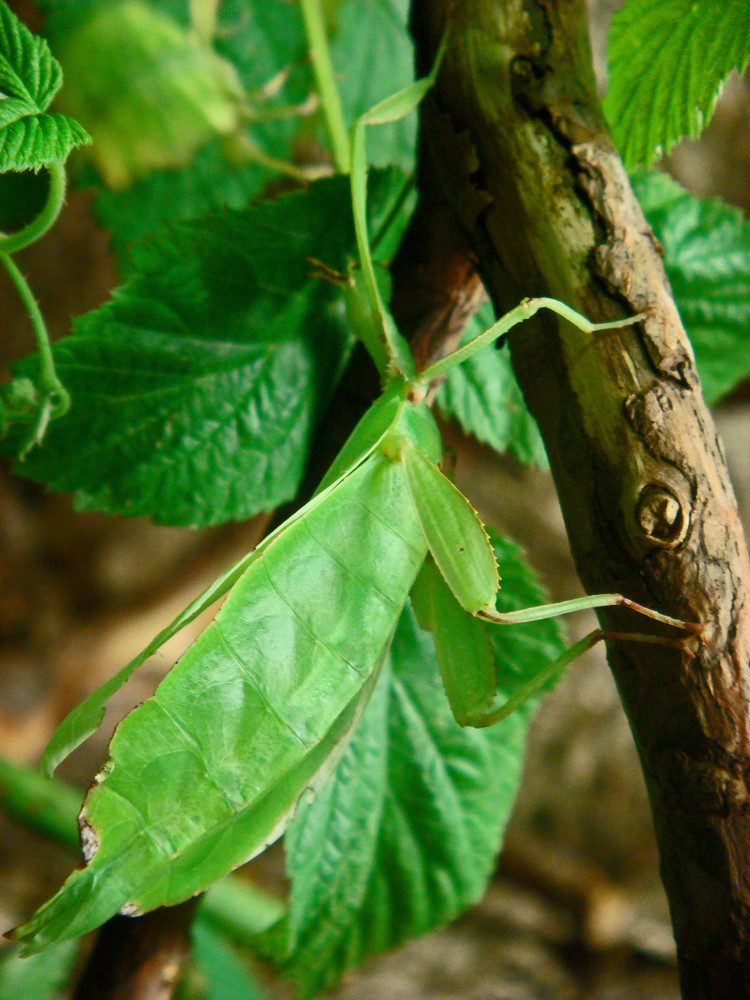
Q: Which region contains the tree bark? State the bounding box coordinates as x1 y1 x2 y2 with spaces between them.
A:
401 1 750 996
71 901 198 1000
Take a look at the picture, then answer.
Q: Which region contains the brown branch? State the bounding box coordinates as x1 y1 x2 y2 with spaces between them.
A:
402 1 750 996
71 901 199 1000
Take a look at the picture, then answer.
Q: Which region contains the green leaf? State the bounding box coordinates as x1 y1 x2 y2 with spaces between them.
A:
12 404 442 953
44 0 312 254
605 0 750 169
633 171 750 405
0 2 61 108
55 1 242 190
436 302 548 467
0 107 89 174
39 0 189 39
0 0 89 171
272 539 566 997
331 0 416 169
190 923 269 1000
3 175 405 527
0 941 79 1000
93 139 274 257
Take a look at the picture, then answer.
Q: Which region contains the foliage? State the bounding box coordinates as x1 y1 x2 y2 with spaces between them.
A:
633 171 750 404
0 940 78 1000
3 175 399 526
2 2 750 999
0 0 88 171
189 923 269 1000
605 0 750 169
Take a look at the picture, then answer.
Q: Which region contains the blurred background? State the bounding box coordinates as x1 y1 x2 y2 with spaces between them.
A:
1 1 749 997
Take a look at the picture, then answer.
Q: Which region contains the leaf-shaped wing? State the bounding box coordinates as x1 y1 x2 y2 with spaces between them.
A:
270 561 566 997
12 434 437 953
402 444 498 615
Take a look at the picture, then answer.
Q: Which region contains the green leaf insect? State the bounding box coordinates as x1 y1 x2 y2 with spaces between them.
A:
12 382 443 954
11 33 702 956
11 305 701 954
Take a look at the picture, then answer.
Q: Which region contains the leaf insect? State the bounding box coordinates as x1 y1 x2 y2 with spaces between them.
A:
12 36 702 955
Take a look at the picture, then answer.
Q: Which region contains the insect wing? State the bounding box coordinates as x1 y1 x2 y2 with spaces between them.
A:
412 559 497 727
401 444 499 615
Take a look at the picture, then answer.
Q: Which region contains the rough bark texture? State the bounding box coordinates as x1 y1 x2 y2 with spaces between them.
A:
401 1 750 996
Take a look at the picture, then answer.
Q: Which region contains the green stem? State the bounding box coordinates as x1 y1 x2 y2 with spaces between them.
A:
0 163 67 255
298 0 351 173
0 755 284 944
0 255 63 396
0 755 81 848
0 253 69 456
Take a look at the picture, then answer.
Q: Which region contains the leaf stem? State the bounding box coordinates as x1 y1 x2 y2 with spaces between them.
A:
0 162 67 255
298 0 351 173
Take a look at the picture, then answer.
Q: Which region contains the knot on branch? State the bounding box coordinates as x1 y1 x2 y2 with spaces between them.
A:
636 483 689 548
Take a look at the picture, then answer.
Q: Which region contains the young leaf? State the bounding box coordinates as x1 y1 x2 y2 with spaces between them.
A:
633 170 750 405
436 303 548 467
270 564 565 998
0 0 89 172
11 420 440 953
45 0 312 254
2 177 366 526
605 0 750 169
401 444 499 615
55 1 242 189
